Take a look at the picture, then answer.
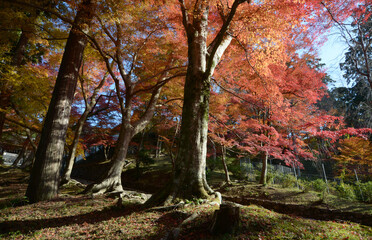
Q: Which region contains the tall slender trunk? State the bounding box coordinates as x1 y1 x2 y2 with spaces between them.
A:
136 131 145 180
12 139 29 167
155 135 162 158
60 105 92 184
89 125 133 195
87 83 163 195
259 151 268 185
221 145 231 184
26 0 95 203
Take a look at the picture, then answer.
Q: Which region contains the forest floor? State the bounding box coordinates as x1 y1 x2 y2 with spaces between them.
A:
0 165 371 239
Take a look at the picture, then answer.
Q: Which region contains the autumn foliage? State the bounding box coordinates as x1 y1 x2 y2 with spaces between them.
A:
0 0 371 203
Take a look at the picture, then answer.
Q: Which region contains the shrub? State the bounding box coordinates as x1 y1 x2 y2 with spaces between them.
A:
335 182 356 200
229 163 246 180
138 150 155 166
311 179 328 192
228 159 253 180
276 173 298 188
355 181 372 203
298 179 311 192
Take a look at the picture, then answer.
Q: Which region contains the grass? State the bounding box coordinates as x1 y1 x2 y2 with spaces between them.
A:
217 182 372 215
1 198 371 239
0 165 371 239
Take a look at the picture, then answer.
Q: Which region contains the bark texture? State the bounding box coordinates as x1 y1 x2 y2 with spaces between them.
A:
86 83 163 195
26 0 96 203
259 151 268 185
88 127 133 195
146 0 244 206
60 73 106 184
221 145 231 183
210 203 241 235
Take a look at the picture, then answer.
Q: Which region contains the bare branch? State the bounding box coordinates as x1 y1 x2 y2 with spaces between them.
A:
5 116 41 133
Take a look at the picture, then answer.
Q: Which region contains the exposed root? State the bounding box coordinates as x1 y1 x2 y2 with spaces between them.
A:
83 176 123 197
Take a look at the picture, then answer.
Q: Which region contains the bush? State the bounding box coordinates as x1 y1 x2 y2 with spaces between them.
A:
207 156 220 171
298 179 311 192
228 159 253 180
229 163 246 180
311 179 328 192
355 181 372 203
276 173 298 188
335 182 356 200
138 150 155 166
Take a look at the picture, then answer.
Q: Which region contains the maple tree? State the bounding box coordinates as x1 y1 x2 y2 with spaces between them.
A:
0 0 369 205
333 137 372 178
207 52 329 184
0 0 56 141
147 0 361 205
81 1 186 195
60 48 113 185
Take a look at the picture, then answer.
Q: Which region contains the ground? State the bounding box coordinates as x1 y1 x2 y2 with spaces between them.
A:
0 165 371 239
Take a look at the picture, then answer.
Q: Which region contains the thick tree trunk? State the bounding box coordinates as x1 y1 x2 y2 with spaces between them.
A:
146 0 240 206
147 3 212 205
26 0 95 203
259 151 268 185
147 71 213 205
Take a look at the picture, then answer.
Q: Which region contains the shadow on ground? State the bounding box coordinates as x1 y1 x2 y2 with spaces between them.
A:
0 202 142 235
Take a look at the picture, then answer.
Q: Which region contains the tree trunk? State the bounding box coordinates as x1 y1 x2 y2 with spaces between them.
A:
147 68 214 205
155 135 161 158
21 150 35 168
146 0 241 206
12 139 29 167
210 203 241 235
26 0 95 203
259 151 268 185
221 145 231 184
136 131 145 180
88 126 133 195
60 106 92 185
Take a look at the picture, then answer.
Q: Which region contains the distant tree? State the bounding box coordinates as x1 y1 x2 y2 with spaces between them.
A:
339 3 371 89
333 137 372 178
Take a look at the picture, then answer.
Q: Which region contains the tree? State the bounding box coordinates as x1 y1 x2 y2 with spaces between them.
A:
83 1 185 195
26 0 96 203
147 0 250 205
334 3 372 128
334 2 372 89
147 0 360 205
60 52 111 184
333 137 372 178
0 0 53 140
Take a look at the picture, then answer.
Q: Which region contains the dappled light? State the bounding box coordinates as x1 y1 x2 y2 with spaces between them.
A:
0 0 371 238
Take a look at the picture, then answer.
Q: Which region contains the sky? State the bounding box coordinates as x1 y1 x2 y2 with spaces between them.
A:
319 27 351 89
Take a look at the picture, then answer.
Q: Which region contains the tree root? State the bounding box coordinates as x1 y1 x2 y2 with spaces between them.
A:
83 177 123 197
